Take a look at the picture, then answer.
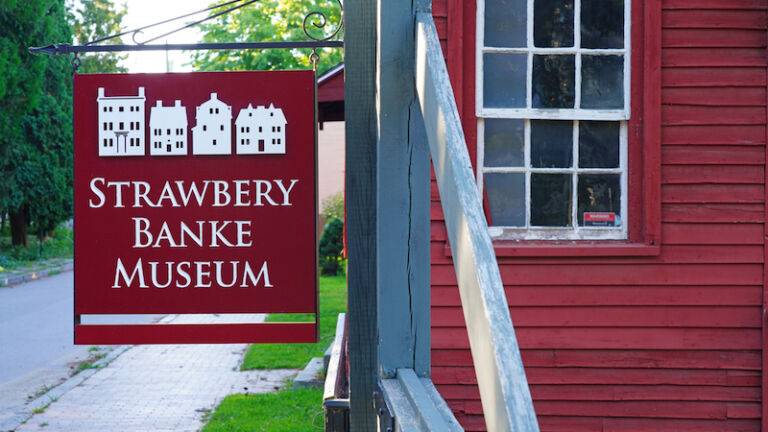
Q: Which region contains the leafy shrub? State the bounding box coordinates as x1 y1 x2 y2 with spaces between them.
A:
321 191 344 221
319 218 344 275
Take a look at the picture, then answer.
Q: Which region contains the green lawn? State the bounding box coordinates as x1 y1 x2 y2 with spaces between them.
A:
241 274 347 370
201 386 324 432
0 226 73 272
202 274 346 431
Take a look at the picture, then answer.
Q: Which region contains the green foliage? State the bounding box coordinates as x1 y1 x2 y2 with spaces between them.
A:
321 191 343 221
241 275 346 370
69 0 128 73
0 226 73 271
201 386 323 432
0 0 74 239
318 218 343 276
190 0 343 74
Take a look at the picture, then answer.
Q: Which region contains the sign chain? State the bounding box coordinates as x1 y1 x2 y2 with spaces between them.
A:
310 48 320 73
71 53 82 76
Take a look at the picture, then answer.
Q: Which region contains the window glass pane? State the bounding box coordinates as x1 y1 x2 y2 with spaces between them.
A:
581 0 624 49
485 119 525 167
485 0 527 47
484 53 527 108
532 55 575 108
531 120 572 168
579 121 619 168
577 174 621 226
534 0 574 47
581 55 624 109
485 173 526 226
531 173 572 226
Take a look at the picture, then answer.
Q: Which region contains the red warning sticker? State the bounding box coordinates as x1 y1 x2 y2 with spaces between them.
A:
584 212 616 227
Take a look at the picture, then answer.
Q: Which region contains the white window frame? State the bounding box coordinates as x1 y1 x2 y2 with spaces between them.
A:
476 0 631 241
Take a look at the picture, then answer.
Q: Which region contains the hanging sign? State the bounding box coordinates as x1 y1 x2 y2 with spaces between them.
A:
73 71 317 344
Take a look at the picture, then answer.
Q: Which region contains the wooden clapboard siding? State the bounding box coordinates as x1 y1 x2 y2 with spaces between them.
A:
430 0 768 430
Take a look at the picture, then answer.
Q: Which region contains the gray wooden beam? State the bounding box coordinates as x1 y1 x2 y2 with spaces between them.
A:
376 0 431 378
380 369 463 432
414 12 540 432
345 0 379 428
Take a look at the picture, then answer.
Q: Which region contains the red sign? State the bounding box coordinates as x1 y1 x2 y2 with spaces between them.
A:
73 71 317 344
583 212 616 227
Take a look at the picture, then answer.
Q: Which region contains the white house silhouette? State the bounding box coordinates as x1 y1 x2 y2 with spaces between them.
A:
235 103 287 155
192 93 232 155
149 100 187 156
97 87 145 157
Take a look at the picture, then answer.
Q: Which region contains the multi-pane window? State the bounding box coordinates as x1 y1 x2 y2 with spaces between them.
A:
478 0 629 240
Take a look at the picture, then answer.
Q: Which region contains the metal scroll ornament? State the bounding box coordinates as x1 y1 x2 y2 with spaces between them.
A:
302 0 344 70
31 0 344 74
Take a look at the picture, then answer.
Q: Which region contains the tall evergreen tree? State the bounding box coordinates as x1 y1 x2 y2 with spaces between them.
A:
190 0 343 74
0 0 74 246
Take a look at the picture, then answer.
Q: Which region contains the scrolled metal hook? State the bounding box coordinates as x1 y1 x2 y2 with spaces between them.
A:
302 0 343 43
71 53 82 75
131 29 146 45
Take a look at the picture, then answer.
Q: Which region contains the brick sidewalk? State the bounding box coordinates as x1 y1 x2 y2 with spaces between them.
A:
13 314 298 432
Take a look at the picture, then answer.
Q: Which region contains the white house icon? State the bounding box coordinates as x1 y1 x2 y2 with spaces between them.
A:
97 87 146 157
149 100 188 156
192 93 232 155
235 103 287 155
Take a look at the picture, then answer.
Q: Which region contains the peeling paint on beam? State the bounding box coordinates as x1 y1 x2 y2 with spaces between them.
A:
414 12 540 432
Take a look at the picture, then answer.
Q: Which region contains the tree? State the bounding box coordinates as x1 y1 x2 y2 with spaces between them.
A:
190 0 343 74
0 0 74 246
319 218 344 275
70 0 128 73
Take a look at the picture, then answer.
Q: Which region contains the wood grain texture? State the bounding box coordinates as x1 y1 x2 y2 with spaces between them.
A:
662 29 766 48
432 349 762 370
662 67 766 87
433 367 762 387
663 10 767 29
662 48 765 67
662 125 766 145
344 0 378 428
376 0 432 379
662 87 766 106
432 306 762 328
432 327 762 350
431 285 763 306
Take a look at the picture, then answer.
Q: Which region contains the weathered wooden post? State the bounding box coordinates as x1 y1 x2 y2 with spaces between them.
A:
376 0 431 381
344 0 378 430
346 0 433 429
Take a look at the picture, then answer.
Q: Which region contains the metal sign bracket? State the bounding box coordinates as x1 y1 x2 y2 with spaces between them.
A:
29 0 343 74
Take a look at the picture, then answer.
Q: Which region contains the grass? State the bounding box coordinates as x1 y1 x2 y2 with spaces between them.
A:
70 349 106 376
0 225 73 273
201 275 346 431
31 396 59 415
240 274 347 370
200 386 324 432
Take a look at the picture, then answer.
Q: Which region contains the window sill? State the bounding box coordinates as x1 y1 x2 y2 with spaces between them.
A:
443 241 660 258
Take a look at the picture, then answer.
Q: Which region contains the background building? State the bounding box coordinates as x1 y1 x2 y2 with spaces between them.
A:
427 0 767 430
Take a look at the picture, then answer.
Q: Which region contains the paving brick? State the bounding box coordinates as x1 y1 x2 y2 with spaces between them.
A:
15 314 298 432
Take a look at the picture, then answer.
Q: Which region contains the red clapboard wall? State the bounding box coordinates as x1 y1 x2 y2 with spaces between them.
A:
429 0 768 430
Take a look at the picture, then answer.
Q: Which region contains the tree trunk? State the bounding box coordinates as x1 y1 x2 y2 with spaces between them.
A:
10 210 27 247
38 225 44 258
